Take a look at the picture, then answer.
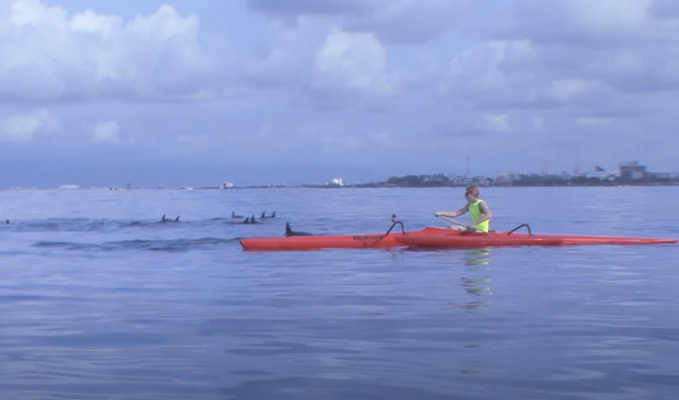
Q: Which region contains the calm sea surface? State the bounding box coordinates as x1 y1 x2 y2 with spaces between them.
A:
0 187 678 400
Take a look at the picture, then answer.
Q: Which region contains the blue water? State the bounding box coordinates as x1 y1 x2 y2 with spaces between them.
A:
0 187 678 400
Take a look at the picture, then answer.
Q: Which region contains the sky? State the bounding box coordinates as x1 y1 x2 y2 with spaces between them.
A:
0 0 677 187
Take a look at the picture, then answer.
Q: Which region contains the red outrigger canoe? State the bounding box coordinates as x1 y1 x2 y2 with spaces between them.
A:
239 220 677 251
240 226 451 251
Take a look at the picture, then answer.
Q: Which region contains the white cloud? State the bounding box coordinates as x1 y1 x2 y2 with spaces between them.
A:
244 23 402 110
430 0 679 172
576 116 617 127
245 19 328 86
314 128 396 153
246 0 475 43
485 113 511 131
0 110 55 141
439 1 679 114
313 30 392 94
532 117 544 131
319 132 361 150
0 0 217 103
92 121 119 143
177 134 209 143
550 79 601 102
368 130 393 146
508 0 653 46
438 40 550 108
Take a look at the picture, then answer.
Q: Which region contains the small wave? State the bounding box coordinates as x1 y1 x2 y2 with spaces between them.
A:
2 218 153 233
1 218 279 233
33 237 239 253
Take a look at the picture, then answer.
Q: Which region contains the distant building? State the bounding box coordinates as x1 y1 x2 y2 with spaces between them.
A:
495 173 520 185
619 162 647 180
585 166 617 181
222 182 234 189
423 174 449 184
478 177 493 187
452 176 476 186
329 178 344 186
649 172 671 180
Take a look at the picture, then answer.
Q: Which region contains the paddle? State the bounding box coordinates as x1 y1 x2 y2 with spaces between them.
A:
435 213 468 229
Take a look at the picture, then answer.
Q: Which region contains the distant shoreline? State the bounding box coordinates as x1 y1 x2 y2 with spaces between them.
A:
3 182 679 191
230 183 679 189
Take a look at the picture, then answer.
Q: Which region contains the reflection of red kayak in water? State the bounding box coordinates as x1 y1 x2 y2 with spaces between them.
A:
239 217 677 251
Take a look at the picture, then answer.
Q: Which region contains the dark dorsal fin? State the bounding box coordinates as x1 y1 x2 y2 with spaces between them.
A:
285 222 293 236
175 216 180 222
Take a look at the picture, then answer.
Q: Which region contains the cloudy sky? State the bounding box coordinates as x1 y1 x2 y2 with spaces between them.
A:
0 0 677 187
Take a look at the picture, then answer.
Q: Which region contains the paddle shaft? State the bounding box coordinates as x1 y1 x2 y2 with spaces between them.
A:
436 215 470 229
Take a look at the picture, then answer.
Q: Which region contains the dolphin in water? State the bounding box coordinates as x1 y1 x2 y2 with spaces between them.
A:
161 214 180 223
225 216 259 225
260 211 276 220
241 216 258 224
285 222 313 237
239 215 259 225
212 211 241 221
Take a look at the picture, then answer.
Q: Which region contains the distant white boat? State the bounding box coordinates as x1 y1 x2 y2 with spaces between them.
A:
58 185 79 190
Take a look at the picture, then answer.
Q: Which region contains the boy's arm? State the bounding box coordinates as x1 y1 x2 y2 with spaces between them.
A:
435 204 469 218
471 202 493 225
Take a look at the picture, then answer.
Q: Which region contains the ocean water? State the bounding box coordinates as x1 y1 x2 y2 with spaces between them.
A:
0 187 678 400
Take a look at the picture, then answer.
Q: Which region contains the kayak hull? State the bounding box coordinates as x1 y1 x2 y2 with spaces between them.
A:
397 232 677 248
396 235 563 248
239 227 453 251
520 234 677 245
239 227 677 251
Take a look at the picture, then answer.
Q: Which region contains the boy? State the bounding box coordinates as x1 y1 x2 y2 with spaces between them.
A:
435 185 492 232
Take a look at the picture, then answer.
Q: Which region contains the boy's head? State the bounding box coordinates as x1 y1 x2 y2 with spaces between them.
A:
465 185 480 201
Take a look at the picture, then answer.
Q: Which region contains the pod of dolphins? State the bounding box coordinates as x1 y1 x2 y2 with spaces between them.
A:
3 211 314 236
228 211 276 224
159 211 277 224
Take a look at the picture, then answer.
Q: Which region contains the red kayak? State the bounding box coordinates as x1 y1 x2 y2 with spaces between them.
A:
395 232 677 248
240 226 452 251
239 220 677 251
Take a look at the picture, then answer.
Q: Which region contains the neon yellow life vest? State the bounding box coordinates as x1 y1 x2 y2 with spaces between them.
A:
469 199 489 232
